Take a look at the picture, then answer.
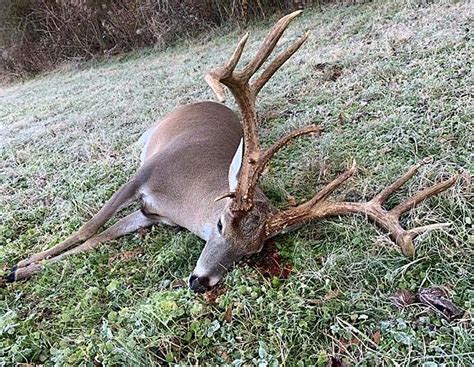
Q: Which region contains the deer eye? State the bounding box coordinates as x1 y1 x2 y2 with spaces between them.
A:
217 219 223 234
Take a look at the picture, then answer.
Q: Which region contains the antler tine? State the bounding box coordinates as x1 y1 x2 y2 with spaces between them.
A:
252 31 310 95
205 32 249 102
264 160 358 236
371 158 430 204
243 125 323 201
265 159 458 258
390 176 458 217
239 10 304 82
306 159 357 206
409 222 451 236
223 33 250 73
205 10 305 102
204 75 227 103
233 123 321 212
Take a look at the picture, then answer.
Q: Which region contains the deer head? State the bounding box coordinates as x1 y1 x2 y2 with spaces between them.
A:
189 11 457 293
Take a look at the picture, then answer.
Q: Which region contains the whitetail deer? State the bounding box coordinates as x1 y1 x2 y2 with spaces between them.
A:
7 11 457 292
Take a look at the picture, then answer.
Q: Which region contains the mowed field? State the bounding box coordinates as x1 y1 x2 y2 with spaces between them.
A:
0 0 472 365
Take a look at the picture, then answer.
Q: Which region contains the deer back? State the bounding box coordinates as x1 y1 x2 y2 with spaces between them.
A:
137 101 243 238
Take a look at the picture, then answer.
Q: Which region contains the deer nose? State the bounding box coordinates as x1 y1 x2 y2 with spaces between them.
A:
189 274 210 293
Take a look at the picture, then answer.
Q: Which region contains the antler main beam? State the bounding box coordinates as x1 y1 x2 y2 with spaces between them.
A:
205 11 312 212
265 159 457 257
205 11 457 257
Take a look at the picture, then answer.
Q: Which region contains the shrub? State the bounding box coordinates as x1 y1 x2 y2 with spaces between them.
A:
0 0 315 79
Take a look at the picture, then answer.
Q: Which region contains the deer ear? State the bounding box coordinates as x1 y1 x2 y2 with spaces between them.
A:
228 139 243 192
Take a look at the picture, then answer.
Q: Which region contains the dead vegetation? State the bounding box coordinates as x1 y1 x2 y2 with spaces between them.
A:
0 0 316 79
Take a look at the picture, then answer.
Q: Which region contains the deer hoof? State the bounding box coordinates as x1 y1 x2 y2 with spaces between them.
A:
5 266 17 283
5 263 41 282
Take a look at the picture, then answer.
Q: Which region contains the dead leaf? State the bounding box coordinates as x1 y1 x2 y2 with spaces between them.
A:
417 286 461 320
313 62 328 70
281 263 293 279
390 289 416 309
108 248 143 265
216 347 231 362
204 285 226 304
390 286 462 320
223 303 233 323
339 336 360 348
93 356 103 367
306 290 341 305
324 289 341 301
287 195 297 207
137 227 149 239
170 279 186 289
252 243 293 279
330 356 348 367
372 330 381 345
323 65 342 82
350 336 360 345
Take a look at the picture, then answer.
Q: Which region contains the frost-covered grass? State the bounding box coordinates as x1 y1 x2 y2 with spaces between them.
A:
0 0 472 365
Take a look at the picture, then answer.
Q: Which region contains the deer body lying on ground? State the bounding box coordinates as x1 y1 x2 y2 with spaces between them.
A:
7 11 457 292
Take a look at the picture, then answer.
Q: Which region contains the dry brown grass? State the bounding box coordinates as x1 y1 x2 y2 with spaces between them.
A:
0 0 319 79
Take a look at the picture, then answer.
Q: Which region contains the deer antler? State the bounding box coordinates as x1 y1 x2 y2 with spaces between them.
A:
205 11 320 212
265 158 458 257
206 12 457 257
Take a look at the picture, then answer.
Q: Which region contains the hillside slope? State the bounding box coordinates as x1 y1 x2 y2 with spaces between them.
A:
0 0 472 365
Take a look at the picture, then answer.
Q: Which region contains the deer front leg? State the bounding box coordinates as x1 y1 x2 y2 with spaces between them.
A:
7 210 159 282
14 181 139 270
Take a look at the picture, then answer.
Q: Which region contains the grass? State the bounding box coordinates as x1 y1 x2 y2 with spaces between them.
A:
0 0 473 365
